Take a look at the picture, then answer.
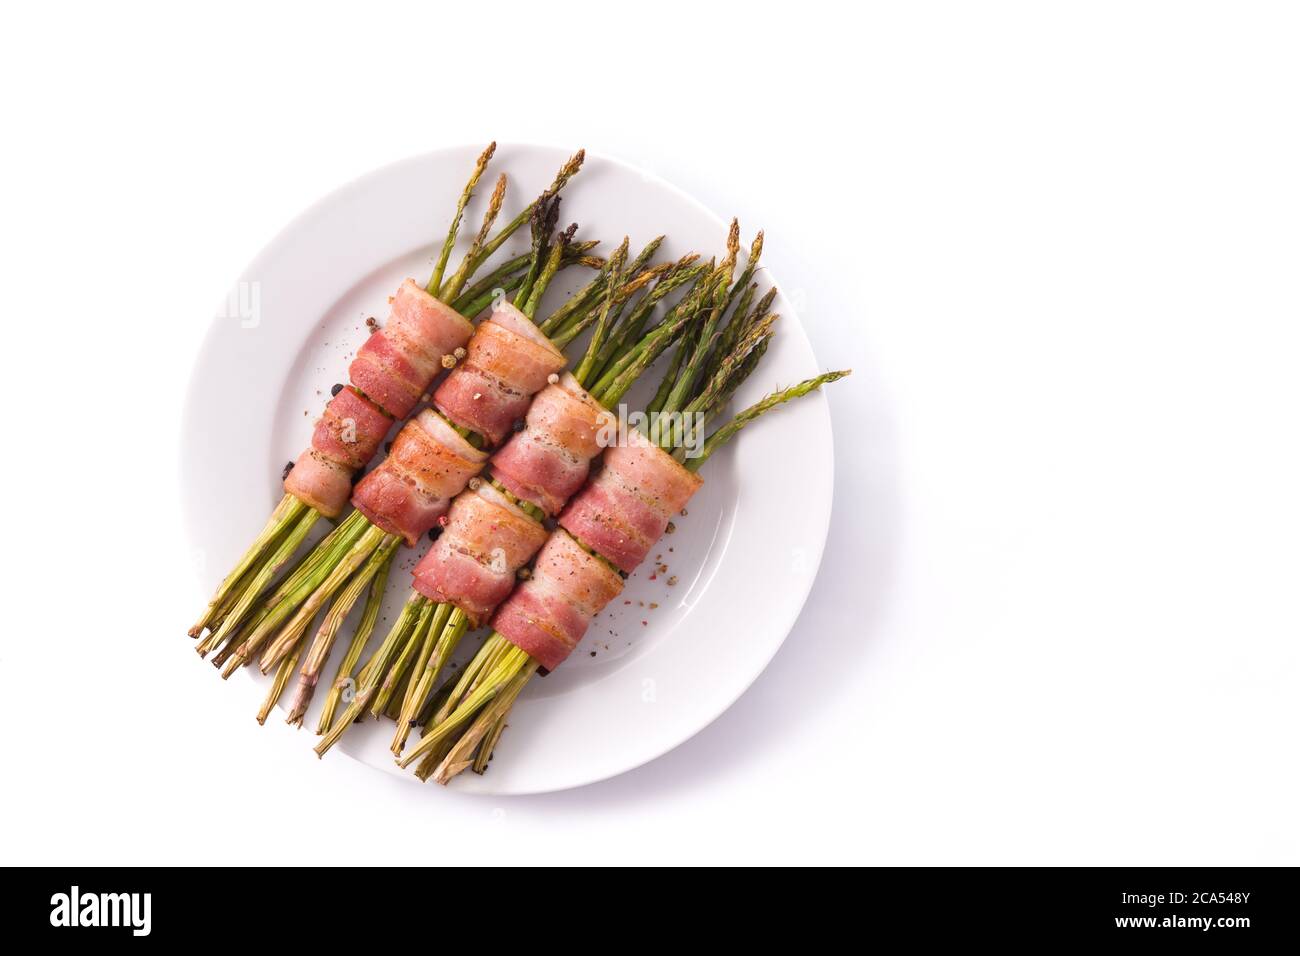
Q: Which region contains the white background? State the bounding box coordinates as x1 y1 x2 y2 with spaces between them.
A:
3 1 1297 865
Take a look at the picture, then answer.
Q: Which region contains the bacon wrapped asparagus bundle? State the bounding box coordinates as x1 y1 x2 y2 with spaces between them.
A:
394 235 849 782
408 372 849 783
307 247 715 746
308 254 707 734
198 183 615 675
222 233 697 727
314 225 751 758
190 146 589 652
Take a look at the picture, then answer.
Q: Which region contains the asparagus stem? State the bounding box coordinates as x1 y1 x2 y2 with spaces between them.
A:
515 196 561 307
590 256 704 381
452 261 531 319
544 233 663 340
727 231 763 311
645 335 692 420
370 599 437 718
316 545 394 734
549 261 672 352
538 251 616 336
426 142 497 296
685 311 778 419
450 237 601 317
314 593 428 757
677 327 776 460
523 222 577 318
653 226 735 425
189 494 310 638
660 229 765 422
399 641 531 770
589 256 714 403
428 634 511 726
655 266 733 429
284 535 400 726
592 288 709 407
392 608 470 754
220 511 371 677
355 595 423 691
438 172 508 304
432 662 538 783
411 629 520 774
390 600 450 723
572 239 630 383
551 231 665 343
713 286 776 379
702 231 766 387
199 554 275 643
201 513 344 661
257 624 310 726
384 666 414 721
198 505 320 657
258 525 394 674
688 370 851 470
471 706 511 775
615 235 667 289
465 150 585 277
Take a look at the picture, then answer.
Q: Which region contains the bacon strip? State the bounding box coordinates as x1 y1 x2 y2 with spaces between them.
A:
310 387 391 470
490 530 625 670
285 281 472 515
490 373 616 516
351 410 488 545
410 483 549 627
348 279 473 419
433 302 566 446
557 427 703 573
282 387 392 517
283 449 354 519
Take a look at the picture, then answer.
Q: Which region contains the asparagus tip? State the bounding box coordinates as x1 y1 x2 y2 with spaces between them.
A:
545 149 585 199
543 194 561 235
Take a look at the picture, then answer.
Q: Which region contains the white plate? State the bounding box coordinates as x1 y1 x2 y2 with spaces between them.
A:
182 144 836 795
